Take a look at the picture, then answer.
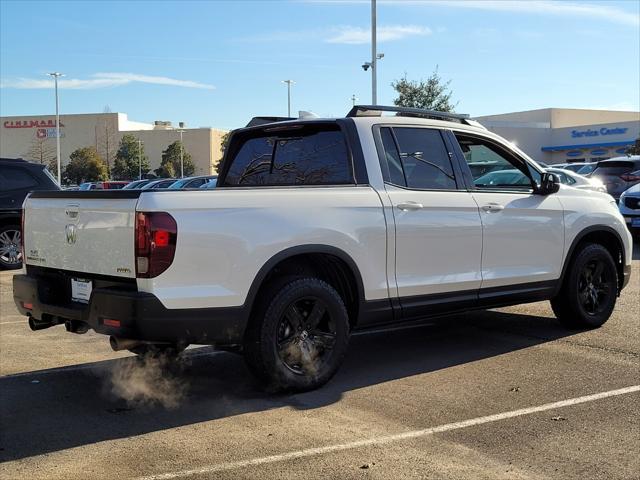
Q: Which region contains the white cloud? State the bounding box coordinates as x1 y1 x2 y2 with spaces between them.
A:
304 1 639 27
326 25 431 44
0 72 215 90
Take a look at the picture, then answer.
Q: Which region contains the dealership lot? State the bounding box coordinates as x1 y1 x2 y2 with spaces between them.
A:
1 245 638 480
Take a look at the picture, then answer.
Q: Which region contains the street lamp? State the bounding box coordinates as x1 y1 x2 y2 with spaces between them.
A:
361 0 384 105
47 72 63 185
137 139 143 180
282 80 295 117
351 94 359 106
176 129 186 178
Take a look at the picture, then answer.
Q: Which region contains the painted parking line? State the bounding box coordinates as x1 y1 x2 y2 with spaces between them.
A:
136 385 640 480
0 320 26 325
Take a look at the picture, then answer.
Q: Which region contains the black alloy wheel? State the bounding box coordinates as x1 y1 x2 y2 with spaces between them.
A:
551 243 618 329
244 277 350 392
276 296 337 376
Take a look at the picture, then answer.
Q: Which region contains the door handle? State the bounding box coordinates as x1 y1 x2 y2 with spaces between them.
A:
397 202 424 211
481 203 505 212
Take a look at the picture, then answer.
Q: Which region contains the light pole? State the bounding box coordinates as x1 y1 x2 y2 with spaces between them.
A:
137 139 143 180
282 80 295 117
361 1 383 105
177 129 186 178
351 94 359 106
47 72 63 185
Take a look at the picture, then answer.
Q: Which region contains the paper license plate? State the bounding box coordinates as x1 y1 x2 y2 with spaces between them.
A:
71 278 92 303
632 218 640 227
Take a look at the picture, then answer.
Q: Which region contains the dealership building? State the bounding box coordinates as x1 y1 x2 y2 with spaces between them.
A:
476 108 640 165
0 112 228 177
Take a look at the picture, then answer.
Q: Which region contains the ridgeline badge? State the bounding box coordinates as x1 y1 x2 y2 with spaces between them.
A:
65 224 77 245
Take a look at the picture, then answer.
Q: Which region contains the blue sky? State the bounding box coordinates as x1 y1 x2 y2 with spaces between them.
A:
1 0 638 130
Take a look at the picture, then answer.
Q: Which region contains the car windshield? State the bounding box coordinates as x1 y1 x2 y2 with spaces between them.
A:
577 164 596 175
78 183 93 190
168 178 191 189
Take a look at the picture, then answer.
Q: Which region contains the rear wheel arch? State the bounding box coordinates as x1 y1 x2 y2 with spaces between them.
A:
244 245 365 331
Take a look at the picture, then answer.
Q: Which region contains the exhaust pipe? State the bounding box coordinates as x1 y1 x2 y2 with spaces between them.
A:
109 336 142 352
28 316 54 331
64 320 89 334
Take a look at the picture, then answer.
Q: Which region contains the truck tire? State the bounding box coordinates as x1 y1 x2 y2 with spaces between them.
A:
244 277 350 392
0 225 22 270
551 243 618 329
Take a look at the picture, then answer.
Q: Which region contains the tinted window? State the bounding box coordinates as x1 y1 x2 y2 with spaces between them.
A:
381 128 457 190
0 166 38 190
380 128 406 186
455 133 536 190
225 126 351 186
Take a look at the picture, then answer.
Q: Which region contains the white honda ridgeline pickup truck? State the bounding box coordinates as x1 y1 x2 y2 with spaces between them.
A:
15 106 633 391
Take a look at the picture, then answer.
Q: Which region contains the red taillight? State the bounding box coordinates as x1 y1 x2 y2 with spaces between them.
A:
620 174 640 182
135 212 177 278
22 302 33 310
103 319 121 328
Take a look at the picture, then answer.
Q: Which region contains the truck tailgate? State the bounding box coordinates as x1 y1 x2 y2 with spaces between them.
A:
24 191 140 278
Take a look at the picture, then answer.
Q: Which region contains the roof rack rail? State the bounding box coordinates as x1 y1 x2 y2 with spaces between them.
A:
346 105 481 124
245 116 295 128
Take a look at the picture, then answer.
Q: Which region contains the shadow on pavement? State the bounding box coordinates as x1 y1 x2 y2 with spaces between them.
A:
0 309 575 462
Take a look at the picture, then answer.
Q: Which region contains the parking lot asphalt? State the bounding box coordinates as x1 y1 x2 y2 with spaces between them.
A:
1 245 639 480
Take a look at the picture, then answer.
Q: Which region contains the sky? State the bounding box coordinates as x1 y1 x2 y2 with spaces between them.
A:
1 0 639 130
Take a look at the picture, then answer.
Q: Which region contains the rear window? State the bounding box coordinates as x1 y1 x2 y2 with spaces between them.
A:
593 162 634 175
0 166 39 190
223 125 352 186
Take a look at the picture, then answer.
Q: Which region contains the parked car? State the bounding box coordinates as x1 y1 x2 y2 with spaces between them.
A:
140 178 177 190
619 184 640 237
123 179 153 190
14 105 633 392
168 175 217 189
0 158 59 269
553 162 597 175
79 181 129 190
590 156 640 200
199 178 218 189
575 163 598 176
545 168 606 193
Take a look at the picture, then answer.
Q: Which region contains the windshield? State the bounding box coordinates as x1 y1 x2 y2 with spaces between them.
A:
168 178 190 189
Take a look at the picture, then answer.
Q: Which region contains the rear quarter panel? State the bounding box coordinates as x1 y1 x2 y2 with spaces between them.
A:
135 187 388 309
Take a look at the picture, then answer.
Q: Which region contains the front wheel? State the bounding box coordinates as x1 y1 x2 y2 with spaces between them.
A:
243 277 350 392
551 243 618 329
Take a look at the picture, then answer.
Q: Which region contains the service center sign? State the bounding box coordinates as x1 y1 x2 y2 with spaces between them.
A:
571 127 628 138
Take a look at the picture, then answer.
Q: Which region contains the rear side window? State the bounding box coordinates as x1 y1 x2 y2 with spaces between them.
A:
0 166 39 190
224 125 352 186
592 162 635 176
380 127 457 190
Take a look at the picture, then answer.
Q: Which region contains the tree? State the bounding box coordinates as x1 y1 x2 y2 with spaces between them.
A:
155 141 195 177
96 118 117 176
62 147 108 185
626 138 640 155
391 67 457 112
112 134 149 180
24 137 56 165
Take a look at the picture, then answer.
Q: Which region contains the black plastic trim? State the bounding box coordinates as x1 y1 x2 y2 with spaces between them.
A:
339 118 369 184
13 274 247 345
558 225 627 293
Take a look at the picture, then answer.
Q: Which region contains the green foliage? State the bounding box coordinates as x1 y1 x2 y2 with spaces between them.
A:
111 134 149 180
392 67 457 112
62 147 108 185
155 141 195 178
626 138 640 155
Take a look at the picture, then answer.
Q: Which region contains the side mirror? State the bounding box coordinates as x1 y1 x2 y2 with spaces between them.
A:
537 172 560 195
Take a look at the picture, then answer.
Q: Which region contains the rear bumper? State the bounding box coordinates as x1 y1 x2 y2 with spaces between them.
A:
13 274 247 345
622 213 640 235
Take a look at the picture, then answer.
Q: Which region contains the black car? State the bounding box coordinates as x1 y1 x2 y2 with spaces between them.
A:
0 158 59 269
